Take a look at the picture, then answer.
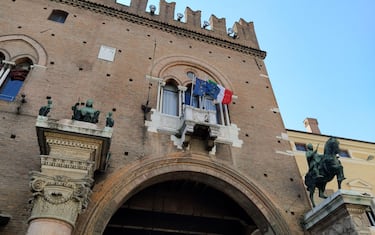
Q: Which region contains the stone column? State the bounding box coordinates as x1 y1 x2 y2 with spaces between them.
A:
304 190 374 235
26 117 112 235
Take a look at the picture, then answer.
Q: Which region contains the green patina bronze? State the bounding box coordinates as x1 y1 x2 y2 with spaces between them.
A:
304 137 346 207
38 99 53 116
72 99 100 124
105 111 114 127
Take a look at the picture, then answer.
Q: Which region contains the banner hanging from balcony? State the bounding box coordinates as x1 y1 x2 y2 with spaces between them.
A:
193 78 233 104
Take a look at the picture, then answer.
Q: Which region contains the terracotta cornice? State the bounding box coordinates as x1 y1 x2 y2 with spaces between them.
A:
51 0 267 59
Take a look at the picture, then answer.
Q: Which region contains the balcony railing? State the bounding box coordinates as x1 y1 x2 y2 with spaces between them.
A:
146 105 242 149
184 105 218 126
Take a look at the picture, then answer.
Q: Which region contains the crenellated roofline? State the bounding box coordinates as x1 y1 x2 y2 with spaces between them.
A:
51 0 267 59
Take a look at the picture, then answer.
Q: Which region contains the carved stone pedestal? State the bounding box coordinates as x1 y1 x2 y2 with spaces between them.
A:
26 117 112 235
304 190 374 235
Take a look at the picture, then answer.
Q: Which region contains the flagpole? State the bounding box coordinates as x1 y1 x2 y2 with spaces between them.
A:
190 75 195 106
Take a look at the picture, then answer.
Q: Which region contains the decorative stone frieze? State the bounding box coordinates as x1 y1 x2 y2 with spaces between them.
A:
36 117 112 172
29 172 93 227
40 155 95 179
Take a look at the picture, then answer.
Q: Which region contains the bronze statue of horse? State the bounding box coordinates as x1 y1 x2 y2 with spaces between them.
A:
304 137 345 207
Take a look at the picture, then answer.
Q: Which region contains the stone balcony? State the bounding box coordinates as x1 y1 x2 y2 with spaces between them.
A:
146 105 242 151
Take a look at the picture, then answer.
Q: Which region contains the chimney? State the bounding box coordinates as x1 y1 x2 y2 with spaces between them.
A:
304 118 321 134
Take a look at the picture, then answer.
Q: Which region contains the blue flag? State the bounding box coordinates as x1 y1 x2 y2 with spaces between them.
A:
205 80 220 99
193 77 206 96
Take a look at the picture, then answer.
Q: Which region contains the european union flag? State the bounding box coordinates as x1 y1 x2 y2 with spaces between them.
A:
193 77 206 96
205 80 220 99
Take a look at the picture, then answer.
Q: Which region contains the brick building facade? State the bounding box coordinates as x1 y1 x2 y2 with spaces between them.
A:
0 0 312 234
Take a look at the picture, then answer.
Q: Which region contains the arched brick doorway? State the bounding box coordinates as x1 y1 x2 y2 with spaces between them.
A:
75 155 291 235
104 176 257 234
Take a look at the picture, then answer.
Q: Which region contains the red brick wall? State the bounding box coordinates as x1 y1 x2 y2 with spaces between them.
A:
0 1 310 234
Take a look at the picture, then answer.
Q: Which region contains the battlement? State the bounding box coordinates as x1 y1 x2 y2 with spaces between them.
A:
54 0 266 58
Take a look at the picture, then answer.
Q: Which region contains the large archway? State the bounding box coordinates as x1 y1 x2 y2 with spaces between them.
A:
103 178 257 234
75 155 291 235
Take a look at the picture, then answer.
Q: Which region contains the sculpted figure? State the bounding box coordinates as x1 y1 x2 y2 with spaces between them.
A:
72 99 100 124
305 143 323 178
105 112 114 127
304 137 346 207
39 99 52 116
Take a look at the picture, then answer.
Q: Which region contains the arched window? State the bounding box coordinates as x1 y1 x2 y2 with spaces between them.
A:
162 81 179 116
48 10 69 23
0 57 32 101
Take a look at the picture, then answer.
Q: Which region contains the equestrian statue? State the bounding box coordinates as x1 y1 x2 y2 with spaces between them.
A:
304 137 346 207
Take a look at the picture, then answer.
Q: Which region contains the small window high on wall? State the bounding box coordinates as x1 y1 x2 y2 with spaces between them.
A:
48 10 69 23
0 57 32 101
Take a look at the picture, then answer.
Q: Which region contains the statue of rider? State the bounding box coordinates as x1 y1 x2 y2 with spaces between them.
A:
306 143 324 178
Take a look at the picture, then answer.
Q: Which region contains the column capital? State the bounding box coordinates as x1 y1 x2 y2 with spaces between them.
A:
29 171 93 227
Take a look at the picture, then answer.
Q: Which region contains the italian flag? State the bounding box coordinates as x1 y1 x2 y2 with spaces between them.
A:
208 80 233 104
217 84 233 104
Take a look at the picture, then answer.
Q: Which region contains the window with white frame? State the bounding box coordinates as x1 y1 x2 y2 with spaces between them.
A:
0 56 32 101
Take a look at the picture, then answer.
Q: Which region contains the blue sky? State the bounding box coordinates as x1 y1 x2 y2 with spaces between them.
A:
117 0 375 142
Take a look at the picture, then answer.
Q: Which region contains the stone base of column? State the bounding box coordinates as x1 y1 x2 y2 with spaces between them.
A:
304 190 374 234
27 218 72 235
